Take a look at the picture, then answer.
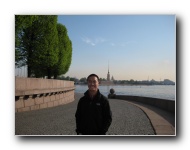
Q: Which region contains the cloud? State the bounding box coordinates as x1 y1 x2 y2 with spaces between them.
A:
81 36 107 46
81 36 95 46
81 36 137 48
109 41 137 47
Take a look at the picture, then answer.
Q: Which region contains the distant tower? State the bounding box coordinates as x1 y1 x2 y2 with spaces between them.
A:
107 62 110 81
111 75 114 81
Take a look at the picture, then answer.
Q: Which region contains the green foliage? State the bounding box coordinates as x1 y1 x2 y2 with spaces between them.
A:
31 15 59 78
15 15 38 65
15 15 72 79
80 77 87 83
53 23 72 79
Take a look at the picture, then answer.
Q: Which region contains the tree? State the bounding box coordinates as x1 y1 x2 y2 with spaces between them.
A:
15 15 38 66
53 23 72 79
129 79 135 84
32 15 59 78
15 15 72 79
15 15 59 78
80 77 87 83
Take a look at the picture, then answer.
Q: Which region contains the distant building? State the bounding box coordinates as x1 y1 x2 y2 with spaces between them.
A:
15 65 28 77
101 63 114 85
111 75 115 81
107 64 110 81
163 79 175 85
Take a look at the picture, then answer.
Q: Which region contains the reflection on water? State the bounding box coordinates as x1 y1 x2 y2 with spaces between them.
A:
75 85 175 100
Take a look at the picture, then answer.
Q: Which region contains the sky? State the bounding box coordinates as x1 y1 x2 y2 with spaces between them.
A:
58 15 176 81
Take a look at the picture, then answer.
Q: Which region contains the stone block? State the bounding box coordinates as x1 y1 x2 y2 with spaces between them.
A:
69 95 74 103
35 95 44 104
15 96 24 109
24 96 35 107
48 101 54 108
61 81 64 88
55 93 60 100
50 94 56 101
60 92 63 99
15 77 26 90
56 80 61 88
26 78 39 90
53 80 57 88
17 108 22 112
44 95 51 103
31 105 40 111
61 98 66 104
18 106 30 112
40 79 47 89
65 97 69 103
40 103 47 109
54 100 59 107
58 99 62 105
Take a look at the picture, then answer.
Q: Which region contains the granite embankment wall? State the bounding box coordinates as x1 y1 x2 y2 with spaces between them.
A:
115 95 175 114
15 77 75 112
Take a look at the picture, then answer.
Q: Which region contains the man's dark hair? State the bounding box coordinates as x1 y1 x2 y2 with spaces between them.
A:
87 74 100 81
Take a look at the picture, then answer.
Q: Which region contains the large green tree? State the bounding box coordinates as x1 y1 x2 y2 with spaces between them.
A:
15 15 72 79
31 15 59 78
53 23 72 79
15 15 59 78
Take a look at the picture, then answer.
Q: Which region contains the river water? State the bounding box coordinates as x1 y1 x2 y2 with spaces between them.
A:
75 85 175 100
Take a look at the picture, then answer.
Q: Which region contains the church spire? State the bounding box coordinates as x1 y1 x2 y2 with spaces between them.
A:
108 61 109 73
107 61 110 81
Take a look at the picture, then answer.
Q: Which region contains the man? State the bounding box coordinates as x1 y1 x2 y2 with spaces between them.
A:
75 74 112 135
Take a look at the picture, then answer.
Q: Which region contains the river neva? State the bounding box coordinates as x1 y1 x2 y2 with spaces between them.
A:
74 85 175 100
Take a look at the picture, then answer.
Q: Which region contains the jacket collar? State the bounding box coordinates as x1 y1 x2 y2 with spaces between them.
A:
84 89 101 99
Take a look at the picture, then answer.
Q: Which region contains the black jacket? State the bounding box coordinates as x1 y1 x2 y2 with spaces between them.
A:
75 90 112 135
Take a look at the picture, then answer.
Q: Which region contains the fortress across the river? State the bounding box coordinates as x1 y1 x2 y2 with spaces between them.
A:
100 64 115 85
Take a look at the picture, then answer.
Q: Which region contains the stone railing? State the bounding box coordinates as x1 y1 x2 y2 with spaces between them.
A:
15 77 75 112
114 95 175 114
108 88 175 114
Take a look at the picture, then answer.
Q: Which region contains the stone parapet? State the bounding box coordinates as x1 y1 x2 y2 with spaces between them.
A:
114 95 175 114
15 77 75 112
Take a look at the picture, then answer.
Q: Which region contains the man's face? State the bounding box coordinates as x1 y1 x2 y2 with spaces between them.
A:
87 76 99 92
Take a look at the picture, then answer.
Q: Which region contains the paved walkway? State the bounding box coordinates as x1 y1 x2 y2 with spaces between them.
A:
125 100 175 135
15 93 174 136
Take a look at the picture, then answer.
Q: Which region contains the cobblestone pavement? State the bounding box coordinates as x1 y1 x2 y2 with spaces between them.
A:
15 93 155 135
